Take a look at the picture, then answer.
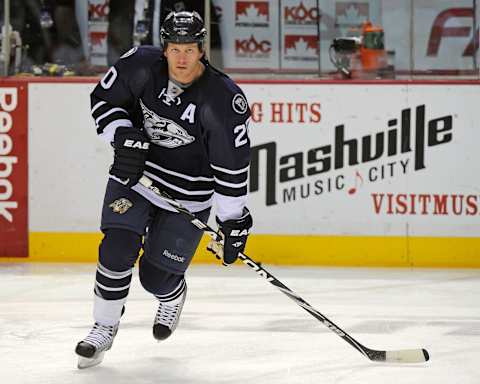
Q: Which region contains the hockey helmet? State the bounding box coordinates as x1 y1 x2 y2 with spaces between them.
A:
160 11 207 49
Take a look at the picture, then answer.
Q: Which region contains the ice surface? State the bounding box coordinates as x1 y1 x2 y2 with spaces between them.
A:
0 263 479 384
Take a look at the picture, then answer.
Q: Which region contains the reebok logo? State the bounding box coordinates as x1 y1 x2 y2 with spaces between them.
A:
163 249 185 263
123 139 149 150
0 88 19 223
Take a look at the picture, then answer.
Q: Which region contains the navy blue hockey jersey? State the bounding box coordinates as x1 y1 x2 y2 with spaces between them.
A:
90 46 251 220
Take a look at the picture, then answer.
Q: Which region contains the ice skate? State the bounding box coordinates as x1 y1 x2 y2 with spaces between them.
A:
75 322 119 369
153 285 187 341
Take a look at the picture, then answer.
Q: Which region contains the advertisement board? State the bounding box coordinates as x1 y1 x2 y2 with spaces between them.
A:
215 0 383 72
280 0 320 70
412 0 477 71
2 78 478 266
0 83 28 257
216 0 478 73
88 0 110 66
280 0 381 71
25 80 480 240
214 0 280 70
240 82 479 237
73 1 479 73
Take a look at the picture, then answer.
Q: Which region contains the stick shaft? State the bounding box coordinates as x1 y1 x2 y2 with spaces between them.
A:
138 176 429 363
139 176 372 356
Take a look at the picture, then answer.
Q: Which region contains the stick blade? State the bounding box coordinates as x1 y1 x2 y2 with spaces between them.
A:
385 348 429 363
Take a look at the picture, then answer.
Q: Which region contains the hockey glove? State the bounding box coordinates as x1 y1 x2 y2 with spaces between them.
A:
110 127 150 187
207 208 253 266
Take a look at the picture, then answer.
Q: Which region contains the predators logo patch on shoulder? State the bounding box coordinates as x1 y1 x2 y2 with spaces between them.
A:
232 94 248 114
109 198 133 214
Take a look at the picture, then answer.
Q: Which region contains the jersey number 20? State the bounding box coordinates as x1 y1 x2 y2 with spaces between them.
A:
234 122 248 148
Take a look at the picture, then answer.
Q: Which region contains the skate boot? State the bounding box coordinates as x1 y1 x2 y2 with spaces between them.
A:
75 322 119 369
153 284 187 341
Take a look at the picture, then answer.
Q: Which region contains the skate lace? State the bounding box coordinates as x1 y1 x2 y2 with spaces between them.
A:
83 322 117 350
155 302 181 328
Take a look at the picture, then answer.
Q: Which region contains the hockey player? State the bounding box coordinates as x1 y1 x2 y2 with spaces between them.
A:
75 11 252 369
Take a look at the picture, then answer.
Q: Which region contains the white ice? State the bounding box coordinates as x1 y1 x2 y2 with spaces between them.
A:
0 263 479 384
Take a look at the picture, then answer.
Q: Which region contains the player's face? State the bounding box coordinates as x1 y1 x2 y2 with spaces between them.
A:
164 43 204 84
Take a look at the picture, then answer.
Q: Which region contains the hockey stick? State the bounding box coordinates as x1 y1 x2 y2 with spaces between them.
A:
139 176 429 364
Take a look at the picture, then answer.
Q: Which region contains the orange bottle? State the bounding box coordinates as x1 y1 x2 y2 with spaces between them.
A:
359 21 388 72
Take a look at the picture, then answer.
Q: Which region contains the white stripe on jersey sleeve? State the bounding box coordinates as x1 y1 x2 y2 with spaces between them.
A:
213 192 247 221
98 119 133 143
213 176 248 189
210 163 250 175
95 107 129 126
132 182 214 213
146 161 214 182
144 171 214 195
92 100 107 114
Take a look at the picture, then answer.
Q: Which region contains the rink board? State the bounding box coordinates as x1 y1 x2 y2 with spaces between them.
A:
18 232 480 268
0 78 479 266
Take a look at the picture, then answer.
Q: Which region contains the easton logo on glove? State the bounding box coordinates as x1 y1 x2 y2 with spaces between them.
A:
123 139 150 150
230 229 250 236
206 208 253 266
110 127 150 187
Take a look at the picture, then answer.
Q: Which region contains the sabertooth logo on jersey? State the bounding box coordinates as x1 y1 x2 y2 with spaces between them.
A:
109 198 133 214
140 99 195 148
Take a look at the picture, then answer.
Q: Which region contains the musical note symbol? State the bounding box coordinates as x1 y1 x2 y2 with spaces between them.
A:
348 171 364 195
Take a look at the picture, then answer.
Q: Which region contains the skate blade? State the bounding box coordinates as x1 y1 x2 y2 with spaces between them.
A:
77 351 105 369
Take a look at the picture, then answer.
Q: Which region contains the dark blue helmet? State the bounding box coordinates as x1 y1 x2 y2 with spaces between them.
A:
160 11 207 49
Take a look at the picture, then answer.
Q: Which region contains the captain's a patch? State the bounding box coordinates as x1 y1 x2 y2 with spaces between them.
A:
109 198 133 214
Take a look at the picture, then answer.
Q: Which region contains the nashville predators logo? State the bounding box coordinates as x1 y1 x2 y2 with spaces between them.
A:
140 99 195 148
109 198 133 214
232 94 248 114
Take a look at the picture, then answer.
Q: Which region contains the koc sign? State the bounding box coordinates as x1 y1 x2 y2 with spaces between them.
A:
284 2 319 24
235 35 272 57
88 0 109 21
